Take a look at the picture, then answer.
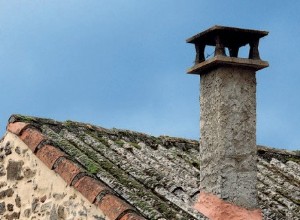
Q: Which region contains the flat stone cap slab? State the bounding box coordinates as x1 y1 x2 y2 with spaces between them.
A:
186 25 268 48
187 55 269 74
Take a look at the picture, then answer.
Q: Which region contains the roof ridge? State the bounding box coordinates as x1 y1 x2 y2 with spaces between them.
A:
258 145 300 156
8 114 200 150
7 115 300 153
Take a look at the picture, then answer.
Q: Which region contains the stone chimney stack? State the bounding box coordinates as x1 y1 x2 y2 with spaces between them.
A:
187 26 268 219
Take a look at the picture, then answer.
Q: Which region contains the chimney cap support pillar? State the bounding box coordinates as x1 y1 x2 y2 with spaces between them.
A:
214 35 226 56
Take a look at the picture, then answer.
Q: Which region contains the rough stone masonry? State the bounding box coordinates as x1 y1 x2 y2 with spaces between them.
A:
200 66 257 208
0 132 106 220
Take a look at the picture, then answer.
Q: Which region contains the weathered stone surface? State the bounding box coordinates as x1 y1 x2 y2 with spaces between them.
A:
0 202 6 215
199 66 258 209
0 165 6 176
40 201 52 212
14 146 21 155
93 215 105 220
4 142 12 156
0 154 4 163
0 188 14 199
23 209 31 218
40 195 47 203
4 211 20 220
15 195 21 208
0 181 7 189
49 205 58 220
7 188 15 197
22 167 36 179
52 192 66 201
6 160 24 180
31 197 39 213
7 203 14 212
57 205 65 219
78 209 87 216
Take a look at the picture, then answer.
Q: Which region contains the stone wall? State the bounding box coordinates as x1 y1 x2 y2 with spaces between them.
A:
0 132 106 220
199 66 258 209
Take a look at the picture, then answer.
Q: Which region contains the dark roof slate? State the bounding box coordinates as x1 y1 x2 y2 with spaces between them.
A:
7 115 300 220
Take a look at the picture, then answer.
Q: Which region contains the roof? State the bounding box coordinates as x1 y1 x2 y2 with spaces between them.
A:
5 114 300 219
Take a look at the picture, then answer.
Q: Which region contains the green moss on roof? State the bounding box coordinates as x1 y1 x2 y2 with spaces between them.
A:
129 142 141 149
38 123 193 219
115 140 124 146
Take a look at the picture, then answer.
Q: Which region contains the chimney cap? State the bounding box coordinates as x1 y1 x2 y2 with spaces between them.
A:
186 25 268 48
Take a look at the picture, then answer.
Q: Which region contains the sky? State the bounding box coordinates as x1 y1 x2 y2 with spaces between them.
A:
0 1 299 150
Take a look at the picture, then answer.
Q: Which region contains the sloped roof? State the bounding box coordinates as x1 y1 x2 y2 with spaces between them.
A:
5 115 300 219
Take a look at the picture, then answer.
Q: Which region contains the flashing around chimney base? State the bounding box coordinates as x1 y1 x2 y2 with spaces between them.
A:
194 191 262 220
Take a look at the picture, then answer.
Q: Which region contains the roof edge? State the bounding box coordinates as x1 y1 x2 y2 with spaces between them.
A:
6 120 146 220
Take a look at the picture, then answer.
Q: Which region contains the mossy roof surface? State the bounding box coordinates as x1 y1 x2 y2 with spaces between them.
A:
9 115 300 219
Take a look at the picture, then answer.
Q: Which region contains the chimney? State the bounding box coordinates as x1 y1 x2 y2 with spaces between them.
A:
187 26 268 219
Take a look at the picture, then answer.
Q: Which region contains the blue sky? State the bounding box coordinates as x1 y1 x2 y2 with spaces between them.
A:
0 1 299 150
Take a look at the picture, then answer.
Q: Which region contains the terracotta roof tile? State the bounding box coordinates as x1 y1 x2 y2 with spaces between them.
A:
54 157 82 185
74 176 109 203
120 212 146 220
19 127 45 152
7 121 29 135
36 144 65 169
97 194 133 220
